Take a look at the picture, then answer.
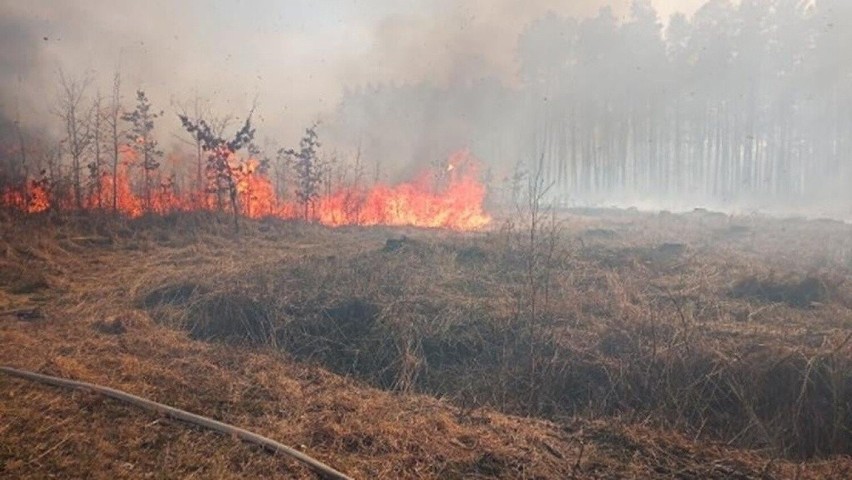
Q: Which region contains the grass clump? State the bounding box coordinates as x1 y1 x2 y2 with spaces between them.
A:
731 274 831 308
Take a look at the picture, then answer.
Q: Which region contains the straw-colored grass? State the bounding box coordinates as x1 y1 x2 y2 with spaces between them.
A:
2 210 852 478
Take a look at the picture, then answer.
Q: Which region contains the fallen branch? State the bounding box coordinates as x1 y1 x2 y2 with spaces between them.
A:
0 366 353 480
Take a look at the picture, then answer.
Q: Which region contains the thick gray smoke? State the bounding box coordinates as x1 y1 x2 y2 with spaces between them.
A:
331 1 852 218
1 0 849 218
0 1 652 141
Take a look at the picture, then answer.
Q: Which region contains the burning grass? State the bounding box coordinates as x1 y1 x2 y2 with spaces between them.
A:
2 149 492 231
3 210 852 478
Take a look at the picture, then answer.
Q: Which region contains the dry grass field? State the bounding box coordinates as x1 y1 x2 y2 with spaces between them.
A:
2 209 852 479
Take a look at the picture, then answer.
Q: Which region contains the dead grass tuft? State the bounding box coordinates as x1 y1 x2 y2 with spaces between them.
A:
184 293 275 344
731 274 832 308
139 282 209 309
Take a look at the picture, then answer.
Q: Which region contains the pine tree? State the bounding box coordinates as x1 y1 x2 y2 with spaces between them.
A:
122 90 163 212
280 123 322 221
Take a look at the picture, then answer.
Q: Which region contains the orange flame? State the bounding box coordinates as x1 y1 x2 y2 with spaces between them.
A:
306 151 490 230
2 180 50 213
278 149 491 230
2 149 492 231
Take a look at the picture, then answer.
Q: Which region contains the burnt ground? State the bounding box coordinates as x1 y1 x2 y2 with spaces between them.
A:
2 210 852 479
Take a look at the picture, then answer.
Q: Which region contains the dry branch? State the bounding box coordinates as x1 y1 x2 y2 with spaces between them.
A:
0 366 353 480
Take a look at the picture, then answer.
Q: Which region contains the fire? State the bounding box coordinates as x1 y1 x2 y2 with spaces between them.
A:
28 182 50 213
281 149 491 230
3 149 492 231
89 168 143 216
306 150 490 230
2 180 50 214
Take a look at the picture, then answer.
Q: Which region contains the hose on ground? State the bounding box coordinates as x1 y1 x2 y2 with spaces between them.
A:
0 366 354 480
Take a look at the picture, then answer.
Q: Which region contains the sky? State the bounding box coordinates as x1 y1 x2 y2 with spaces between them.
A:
0 0 709 145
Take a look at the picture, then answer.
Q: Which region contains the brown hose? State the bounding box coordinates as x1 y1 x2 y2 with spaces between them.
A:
0 366 354 480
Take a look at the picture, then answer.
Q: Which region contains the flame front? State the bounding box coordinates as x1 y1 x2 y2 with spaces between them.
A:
309 151 491 230
4 149 492 231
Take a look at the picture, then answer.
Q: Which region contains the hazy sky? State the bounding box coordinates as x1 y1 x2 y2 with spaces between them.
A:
0 0 709 144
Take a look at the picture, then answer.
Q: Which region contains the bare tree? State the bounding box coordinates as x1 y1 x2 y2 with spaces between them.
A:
87 93 104 209
105 72 124 213
12 103 29 208
14 105 27 183
56 70 94 210
509 154 561 413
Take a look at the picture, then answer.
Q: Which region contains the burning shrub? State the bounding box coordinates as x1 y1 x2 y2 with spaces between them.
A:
179 111 258 232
